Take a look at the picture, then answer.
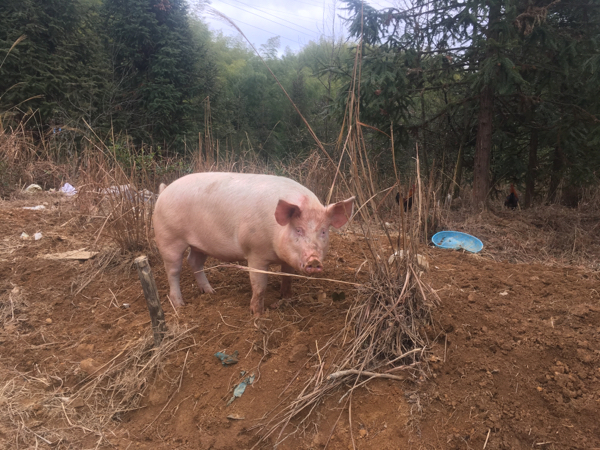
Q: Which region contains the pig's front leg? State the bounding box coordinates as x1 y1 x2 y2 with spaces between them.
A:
248 258 269 316
280 262 294 298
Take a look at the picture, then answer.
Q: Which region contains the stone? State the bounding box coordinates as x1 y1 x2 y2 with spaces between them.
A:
80 358 99 376
288 344 309 363
75 343 95 358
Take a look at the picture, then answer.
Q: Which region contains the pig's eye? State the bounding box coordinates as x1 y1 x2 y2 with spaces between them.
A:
296 227 304 236
320 229 327 237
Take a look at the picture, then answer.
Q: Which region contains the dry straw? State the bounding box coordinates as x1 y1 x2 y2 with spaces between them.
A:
76 123 161 254
0 324 196 447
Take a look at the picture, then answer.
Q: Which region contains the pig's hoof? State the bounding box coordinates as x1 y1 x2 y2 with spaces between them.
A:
250 304 264 317
269 299 283 310
201 286 215 294
168 295 185 307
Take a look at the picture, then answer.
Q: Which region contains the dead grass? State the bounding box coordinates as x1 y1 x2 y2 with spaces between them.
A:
71 247 123 296
0 124 74 198
3 37 600 450
76 146 159 254
438 200 600 269
0 286 28 329
0 324 196 448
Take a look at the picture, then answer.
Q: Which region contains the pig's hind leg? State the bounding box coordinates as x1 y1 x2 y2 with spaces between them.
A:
187 247 216 294
159 243 187 307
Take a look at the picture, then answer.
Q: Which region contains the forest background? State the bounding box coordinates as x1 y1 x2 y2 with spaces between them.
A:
1 0 599 206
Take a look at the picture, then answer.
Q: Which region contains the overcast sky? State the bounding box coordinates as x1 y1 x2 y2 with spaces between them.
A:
202 0 397 55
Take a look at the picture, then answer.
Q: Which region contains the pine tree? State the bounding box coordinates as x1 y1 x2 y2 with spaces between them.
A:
340 0 600 205
514 0 600 204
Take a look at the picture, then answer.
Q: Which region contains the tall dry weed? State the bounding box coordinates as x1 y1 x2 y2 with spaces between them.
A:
0 124 74 196
77 146 159 254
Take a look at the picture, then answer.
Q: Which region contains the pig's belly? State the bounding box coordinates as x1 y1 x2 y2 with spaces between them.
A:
173 209 280 265
185 236 279 265
186 235 246 262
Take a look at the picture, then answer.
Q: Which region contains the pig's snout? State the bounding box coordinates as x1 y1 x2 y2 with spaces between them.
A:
304 259 323 274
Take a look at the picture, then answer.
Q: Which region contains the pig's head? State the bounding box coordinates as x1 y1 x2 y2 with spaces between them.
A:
274 196 355 274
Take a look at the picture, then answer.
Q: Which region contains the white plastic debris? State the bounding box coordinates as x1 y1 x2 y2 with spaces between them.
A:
100 184 157 203
388 249 403 264
388 250 430 271
20 232 43 241
23 184 42 193
22 205 45 210
416 254 429 270
101 184 130 195
59 182 77 196
446 193 452 206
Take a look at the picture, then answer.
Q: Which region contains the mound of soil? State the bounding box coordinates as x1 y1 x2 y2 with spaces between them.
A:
0 193 598 449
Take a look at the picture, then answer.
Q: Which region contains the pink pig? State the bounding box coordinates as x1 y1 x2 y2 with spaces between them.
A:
153 172 354 316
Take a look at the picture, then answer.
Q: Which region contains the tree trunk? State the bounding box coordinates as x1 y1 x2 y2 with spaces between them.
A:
452 107 473 199
549 132 564 203
420 92 430 176
452 141 465 199
472 1 501 207
524 129 538 208
472 84 494 206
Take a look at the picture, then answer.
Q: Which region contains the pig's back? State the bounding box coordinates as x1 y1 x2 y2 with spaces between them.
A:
157 172 315 214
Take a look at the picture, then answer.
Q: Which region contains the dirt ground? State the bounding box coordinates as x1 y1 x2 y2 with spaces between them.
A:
1 192 599 450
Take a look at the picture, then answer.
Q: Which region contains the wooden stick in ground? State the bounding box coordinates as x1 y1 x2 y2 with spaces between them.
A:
134 255 167 346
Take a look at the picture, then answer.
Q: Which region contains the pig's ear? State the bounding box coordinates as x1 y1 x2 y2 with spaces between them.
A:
327 197 355 228
275 199 301 226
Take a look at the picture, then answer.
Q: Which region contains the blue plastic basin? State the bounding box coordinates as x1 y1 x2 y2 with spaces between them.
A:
432 231 483 253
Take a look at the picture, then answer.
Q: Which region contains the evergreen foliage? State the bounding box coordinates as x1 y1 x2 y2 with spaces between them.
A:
0 0 107 127
102 0 214 147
